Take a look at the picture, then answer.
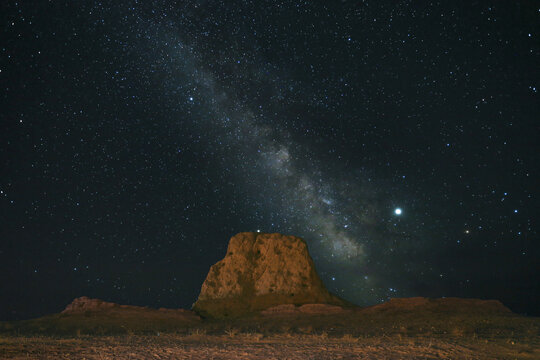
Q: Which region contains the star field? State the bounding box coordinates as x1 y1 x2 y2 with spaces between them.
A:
1 1 538 320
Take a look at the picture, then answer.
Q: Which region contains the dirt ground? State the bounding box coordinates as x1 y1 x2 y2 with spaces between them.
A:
0 334 538 360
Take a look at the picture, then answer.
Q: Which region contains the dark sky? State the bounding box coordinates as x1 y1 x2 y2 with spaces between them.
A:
1 1 538 320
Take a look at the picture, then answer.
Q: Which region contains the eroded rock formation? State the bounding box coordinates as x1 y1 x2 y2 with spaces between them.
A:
192 232 347 318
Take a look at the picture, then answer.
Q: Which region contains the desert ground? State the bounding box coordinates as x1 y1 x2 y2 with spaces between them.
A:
1 303 539 360
0 332 538 360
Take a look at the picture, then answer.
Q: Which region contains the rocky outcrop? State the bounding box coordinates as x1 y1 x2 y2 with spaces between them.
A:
362 297 512 314
62 296 120 313
261 303 349 316
192 232 347 318
62 296 200 320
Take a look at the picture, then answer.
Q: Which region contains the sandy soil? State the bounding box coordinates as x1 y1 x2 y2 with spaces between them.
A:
0 334 538 360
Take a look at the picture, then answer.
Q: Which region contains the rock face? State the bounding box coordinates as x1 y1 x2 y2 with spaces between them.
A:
192 232 346 318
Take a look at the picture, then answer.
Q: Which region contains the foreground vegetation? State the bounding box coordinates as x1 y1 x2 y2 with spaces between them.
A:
0 303 538 359
1 306 538 340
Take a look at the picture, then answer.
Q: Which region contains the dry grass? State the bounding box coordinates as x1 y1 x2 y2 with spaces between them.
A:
185 327 207 340
224 327 239 338
240 331 264 341
341 333 359 342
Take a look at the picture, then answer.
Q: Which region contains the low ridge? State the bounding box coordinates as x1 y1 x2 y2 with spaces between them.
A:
363 297 512 314
62 296 200 319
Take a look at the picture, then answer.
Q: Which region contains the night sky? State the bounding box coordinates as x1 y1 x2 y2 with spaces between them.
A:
1 1 539 321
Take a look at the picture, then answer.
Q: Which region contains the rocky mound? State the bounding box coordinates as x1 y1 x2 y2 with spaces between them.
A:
192 232 347 318
363 297 512 314
62 296 200 319
62 296 121 313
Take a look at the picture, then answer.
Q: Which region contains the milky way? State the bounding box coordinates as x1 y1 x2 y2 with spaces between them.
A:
175 48 366 262
140 20 368 264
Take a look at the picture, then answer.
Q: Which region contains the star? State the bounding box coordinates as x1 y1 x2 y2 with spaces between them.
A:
394 208 402 215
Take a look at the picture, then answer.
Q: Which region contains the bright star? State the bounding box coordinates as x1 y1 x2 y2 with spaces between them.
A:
394 208 402 215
